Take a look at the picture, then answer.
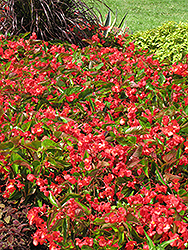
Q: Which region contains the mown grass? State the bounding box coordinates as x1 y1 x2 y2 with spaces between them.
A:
85 0 188 33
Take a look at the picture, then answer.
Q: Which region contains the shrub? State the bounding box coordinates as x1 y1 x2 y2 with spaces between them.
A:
0 0 108 47
0 32 188 250
127 21 188 64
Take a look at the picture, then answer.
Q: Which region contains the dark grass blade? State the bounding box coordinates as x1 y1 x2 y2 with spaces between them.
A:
118 11 128 29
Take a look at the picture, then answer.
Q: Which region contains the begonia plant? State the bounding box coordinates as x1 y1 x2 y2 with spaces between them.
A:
0 29 187 250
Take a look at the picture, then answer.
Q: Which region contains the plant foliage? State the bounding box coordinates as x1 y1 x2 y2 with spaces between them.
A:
128 21 188 64
0 28 188 250
0 193 43 250
99 10 128 38
0 0 107 46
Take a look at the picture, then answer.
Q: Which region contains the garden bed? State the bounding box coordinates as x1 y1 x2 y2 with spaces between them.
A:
0 29 188 249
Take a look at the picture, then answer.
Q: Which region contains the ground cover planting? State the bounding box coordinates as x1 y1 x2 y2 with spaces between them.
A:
0 24 188 250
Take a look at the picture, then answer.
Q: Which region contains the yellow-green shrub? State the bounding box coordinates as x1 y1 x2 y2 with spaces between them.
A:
128 21 188 64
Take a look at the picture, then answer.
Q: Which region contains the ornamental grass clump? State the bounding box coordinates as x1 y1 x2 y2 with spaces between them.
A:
0 29 188 249
0 0 108 47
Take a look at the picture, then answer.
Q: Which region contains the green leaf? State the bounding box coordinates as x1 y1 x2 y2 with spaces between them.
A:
4 61 11 72
143 165 149 178
130 226 145 243
155 167 166 186
83 150 90 160
48 192 60 208
54 131 62 138
139 120 151 129
75 200 91 215
88 97 95 112
180 126 188 134
0 106 4 119
60 194 81 206
21 121 32 131
78 88 93 100
159 73 166 84
95 63 104 71
107 111 114 121
116 137 128 146
50 219 63 232
184 106 188 115
59 116 69 123
178 189 187 196
94 80 113 88
176 148 181 159
118 228 124 246
104 11 111 27
62 218 68 243
117 136 136 146
24 141 41 151
126 213 140 223
42 139 59 148
158 238 178 249
124 126 145 135
64 86 82 96
8 190 22 201
118 12 128 29
88 169 99 176
81 246 93 250
37 199 43 207
144 230 155 248
33 160 41 175
93 217 105 225
0 142 14 151
47 208 58 229
47 157 70 170
11 152 25 162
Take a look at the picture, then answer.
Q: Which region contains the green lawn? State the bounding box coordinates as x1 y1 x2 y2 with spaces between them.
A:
85 0 188 33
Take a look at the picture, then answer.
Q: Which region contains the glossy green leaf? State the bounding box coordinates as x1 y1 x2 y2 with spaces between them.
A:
155 167 166 186
21 121 32 131
42 139 59 148
176 147 182 159
158 238 178 249
83 150 89 160
144 230 155 248
75 200 91 215
47 208 59 230
130 226 145 243
78 88 93 100
24 141 41 151
118 228 124 246
95 63 104 71
50 219 63 232
88 97 95 112
8 190 22 201
159 73 166 84
143 166 149 178
48 192 60 208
